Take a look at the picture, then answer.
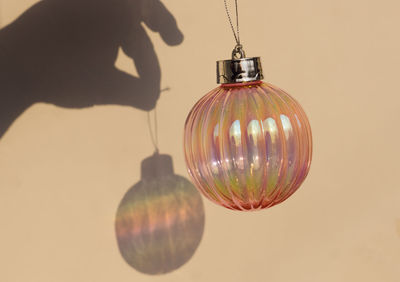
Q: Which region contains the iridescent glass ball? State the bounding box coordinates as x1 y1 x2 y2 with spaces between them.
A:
184 81 312 211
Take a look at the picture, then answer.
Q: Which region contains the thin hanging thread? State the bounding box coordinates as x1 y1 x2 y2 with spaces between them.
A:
147 108 159 154
224 0 241 46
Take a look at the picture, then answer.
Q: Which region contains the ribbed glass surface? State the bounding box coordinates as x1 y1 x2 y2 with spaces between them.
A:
184 81 312 211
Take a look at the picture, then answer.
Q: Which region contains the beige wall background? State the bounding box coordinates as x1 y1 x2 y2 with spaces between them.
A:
1 0 399 281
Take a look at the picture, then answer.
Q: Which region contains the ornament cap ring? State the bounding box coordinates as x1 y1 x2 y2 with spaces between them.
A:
217 57 264 84
232 44 246 59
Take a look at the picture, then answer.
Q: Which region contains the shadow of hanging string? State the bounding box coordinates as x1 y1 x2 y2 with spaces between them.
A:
115 106 205 275
146 87 170 154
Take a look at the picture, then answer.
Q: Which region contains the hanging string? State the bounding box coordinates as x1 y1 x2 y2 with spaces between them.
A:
224 0 240 45
147 108 159 154
224 0 245 59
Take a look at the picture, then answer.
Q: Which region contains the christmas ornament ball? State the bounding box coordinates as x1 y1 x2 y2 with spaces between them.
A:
184 79 312 211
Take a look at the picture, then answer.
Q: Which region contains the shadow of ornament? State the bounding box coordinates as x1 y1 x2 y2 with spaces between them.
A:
115 153 205 275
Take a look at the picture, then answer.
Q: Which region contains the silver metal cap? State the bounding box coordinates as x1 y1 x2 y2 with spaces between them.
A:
217 57 264 84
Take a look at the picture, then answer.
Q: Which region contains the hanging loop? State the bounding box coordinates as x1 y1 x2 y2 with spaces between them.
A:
232 44 246 60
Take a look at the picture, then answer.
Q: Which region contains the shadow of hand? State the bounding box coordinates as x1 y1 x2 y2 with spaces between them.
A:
0 0 183 114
